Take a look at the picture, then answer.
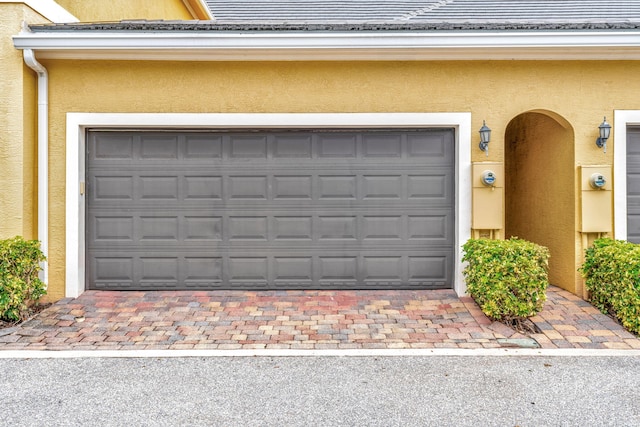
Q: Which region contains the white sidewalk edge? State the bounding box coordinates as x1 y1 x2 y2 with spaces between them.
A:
0 348 639 359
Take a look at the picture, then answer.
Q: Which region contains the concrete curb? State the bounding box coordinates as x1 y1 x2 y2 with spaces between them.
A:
1 348 639 359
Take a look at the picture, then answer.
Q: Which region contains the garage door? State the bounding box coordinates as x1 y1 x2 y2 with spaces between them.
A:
86 129 455 290
628 126 640 243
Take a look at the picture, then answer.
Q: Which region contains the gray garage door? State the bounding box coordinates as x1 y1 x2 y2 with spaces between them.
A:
86 129 455 290
628 126 640 243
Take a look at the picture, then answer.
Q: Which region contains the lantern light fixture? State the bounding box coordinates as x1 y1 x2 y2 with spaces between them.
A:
596 117 611 153
479 120 491 157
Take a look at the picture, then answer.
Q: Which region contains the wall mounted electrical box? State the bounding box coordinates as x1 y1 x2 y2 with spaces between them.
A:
472 162 504 230
579 165 612 232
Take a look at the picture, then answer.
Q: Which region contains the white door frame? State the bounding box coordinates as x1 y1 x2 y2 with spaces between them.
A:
613 110 640 240
66 112 472 297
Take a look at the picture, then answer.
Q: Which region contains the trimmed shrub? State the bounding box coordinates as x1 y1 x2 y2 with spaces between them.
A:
580 238 640 335
462 238 550 322
0 236 46 321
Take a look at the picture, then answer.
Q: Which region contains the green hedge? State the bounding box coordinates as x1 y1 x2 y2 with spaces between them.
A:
580 238 640 335
462 238 550 322
0 236 46 321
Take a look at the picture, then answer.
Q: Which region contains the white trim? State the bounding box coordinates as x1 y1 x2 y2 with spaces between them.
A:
182 0 214 20
23 49 48 287
613 110 640 241
66 112 471 298
1 348 639 359
65 114 83 298
0 0 78 23
14 30 640 61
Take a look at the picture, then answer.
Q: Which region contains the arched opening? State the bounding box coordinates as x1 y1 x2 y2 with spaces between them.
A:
505 111 577 292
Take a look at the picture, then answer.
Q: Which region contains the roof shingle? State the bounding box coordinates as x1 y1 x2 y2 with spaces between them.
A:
205 0 640 23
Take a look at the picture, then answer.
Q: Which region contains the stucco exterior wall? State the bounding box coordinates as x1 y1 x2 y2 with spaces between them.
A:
505 112 577 292
0 4 47 240
35 59 640 300
54 0 194 21
21 61 37 239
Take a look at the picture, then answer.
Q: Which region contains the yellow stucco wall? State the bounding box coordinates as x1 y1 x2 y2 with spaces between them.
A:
0 4 47 241
505 112 577 293
54 0 194 21
33 59 639 300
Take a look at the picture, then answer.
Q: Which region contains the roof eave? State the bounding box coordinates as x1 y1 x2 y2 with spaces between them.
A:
12 30 640 61
182 0 214 20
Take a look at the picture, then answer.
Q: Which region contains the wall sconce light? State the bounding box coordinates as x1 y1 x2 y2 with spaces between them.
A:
479 120 491 157
596 117 611 153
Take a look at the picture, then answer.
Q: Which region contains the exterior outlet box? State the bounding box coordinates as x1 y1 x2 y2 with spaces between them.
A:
579 165 612 232
472 162 504 230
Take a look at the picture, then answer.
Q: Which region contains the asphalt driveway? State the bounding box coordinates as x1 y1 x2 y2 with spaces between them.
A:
1 355 639 426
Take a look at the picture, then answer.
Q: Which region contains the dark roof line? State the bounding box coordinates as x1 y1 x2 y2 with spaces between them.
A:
28 21 640 32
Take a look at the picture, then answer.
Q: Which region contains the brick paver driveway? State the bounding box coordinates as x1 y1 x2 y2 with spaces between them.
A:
1 286 638 351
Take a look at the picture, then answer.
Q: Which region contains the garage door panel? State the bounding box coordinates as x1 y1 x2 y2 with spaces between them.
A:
184 257 223 281
93 216 134 242
184 135 223 159
92 213 224 243
228 257 269 281
184 217 222 241
317 175 357 199
408 214 451 240
274 257 313 281
92 176 134 201
273 176 313 199
139 216 179 241
139 257 180 283
407 132 453 161
228 216 269 240
362 256 403 280
140 176 179 200
92 133 134 160
93 257 133 284
362 216 402 240
317 133 358 157
184 176 223 200
627 214 640 241
317 216 357 240
628 127 640 243
89 250 453 290
408 174 451 200
140 135 179 159
273 135 313 158
89 172 452 206
228 176 269 199
229 134 268 158
273 216 313 240
627 172 640 196
87 129 455 290
362 133 402 157
409 256 448 280
89 131 455 164
89 211 453 246
362 175 403 199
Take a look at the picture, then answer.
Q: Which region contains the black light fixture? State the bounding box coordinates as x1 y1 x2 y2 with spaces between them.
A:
596 117 611 153
479 120 491 156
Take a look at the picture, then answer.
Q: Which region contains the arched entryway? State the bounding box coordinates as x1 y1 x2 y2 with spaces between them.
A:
505 110 577 292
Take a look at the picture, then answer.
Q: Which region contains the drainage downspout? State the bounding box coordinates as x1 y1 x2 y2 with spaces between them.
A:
23 49 48 287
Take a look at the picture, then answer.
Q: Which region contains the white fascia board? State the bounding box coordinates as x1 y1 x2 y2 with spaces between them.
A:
1 0 78 23
13 30 640 61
